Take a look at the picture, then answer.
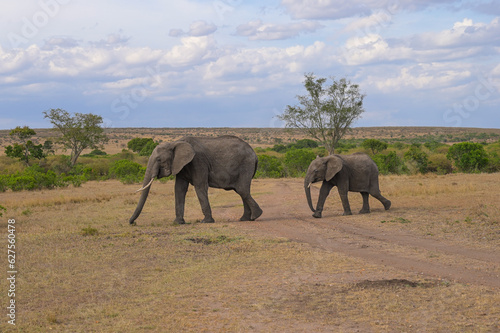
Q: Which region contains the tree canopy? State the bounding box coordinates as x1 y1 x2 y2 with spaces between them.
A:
278 73 365 154
43 109 109 166
4 126 48 165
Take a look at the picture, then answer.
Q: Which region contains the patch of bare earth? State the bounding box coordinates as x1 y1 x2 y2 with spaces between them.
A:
243 176 499 288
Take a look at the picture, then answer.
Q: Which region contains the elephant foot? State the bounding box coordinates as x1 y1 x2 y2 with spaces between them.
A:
174 218 186 225
201 217 215 223
241 207 263 221
251 207 263 221
359 209 370 214
384 200 392 210
342 211 353 216
312 211 322 218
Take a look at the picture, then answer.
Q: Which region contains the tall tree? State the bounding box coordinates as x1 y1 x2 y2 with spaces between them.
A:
5 126 46 165
278 73 365 154
43 109 109 166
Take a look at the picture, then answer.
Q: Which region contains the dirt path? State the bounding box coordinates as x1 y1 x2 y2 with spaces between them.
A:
239 179 500 288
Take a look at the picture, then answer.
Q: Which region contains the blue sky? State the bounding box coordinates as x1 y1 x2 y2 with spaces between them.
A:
0 0 499 130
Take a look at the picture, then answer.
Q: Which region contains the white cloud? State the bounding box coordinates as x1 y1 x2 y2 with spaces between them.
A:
236 20 323 40
340 34 413 65
162 35 218 67
363 63 472 94
411 17 500 49
169 20 217 38
280 0 456 20
340 17 500 66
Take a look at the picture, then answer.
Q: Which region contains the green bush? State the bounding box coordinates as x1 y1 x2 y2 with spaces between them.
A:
373 152 407 175
128 138 157 154
427 154 453 174
256 155 284 178
361 139 388 155
294 139 319 149
404 145 428 174
139 140 159 156
485 152 500 173
82 149 107 157
110 160 146 184
447 142 489 172
0 164 67 192
283 149 316 177
271 139 319 153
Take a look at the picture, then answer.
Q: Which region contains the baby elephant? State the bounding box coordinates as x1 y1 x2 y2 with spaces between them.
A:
304 153 391 218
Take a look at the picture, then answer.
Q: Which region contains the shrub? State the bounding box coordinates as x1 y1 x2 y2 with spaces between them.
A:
424 140 446 151
110 160 146 184
128 138 155 153
139 140 159 156
373 152 407 175
256 155 284 178
427 154 453 174
294 139 319 149
271 139 319 153
361 139 388 155
485 152 500 173
82 149 107 157
283 149 316 177
404 146 428 174
0 165 67 192
447 142 489 172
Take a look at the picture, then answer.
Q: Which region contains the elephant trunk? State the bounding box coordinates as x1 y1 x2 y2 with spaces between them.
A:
129 185 151 224
129 157 159 224
304 177 315 213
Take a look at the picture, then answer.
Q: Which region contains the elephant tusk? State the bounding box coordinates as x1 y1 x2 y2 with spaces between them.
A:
307 182 312 189
136 178 155 192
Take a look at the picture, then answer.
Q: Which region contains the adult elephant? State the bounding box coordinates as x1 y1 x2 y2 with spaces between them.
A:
129 136 262 225
304 153 391 218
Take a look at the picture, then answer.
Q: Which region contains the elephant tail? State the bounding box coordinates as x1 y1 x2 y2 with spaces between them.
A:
252 156 258 178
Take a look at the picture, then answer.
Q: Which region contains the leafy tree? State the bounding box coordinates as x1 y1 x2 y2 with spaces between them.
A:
278 73 365 154
4 126 46 165
447 142 489 172
361 139 388 155
43 109 109 166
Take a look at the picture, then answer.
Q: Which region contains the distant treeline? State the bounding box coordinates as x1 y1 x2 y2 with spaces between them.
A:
1 136 499 192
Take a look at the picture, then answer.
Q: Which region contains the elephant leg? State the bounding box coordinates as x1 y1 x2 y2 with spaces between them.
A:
236 186 262 221
194 184 214 223
174 178 189 224
338 188 352 216
313 181 334 218
359 192 370 214
370 190 392 210
241 199 252 221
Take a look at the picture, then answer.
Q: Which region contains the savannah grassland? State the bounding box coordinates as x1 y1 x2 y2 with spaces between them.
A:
0 127 499 332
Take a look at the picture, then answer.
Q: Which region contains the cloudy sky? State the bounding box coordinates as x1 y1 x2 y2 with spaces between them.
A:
0 0 499 130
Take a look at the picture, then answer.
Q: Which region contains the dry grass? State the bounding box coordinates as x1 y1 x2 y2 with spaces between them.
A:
0 174 499 332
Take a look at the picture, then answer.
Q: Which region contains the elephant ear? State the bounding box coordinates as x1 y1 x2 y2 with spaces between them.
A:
171 142 195 175
325 155 343 181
